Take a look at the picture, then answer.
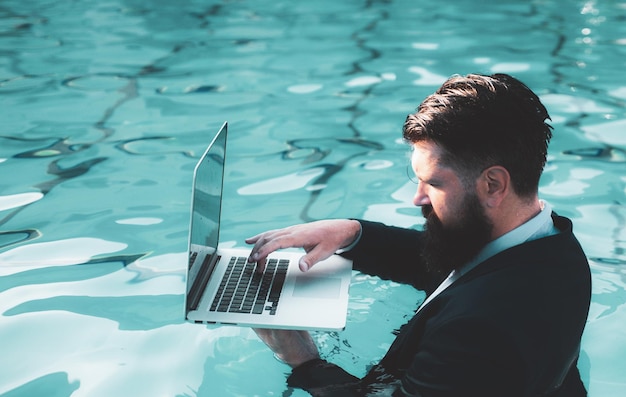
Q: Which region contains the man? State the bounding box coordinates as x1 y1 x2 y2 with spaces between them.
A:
246 73 591 396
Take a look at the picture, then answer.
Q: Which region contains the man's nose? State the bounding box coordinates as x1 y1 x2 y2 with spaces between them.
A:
413 183 431 207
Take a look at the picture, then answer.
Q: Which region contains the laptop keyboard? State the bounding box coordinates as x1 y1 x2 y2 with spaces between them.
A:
210 256 288 315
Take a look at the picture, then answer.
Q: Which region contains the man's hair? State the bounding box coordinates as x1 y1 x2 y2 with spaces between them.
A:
403 73 553 198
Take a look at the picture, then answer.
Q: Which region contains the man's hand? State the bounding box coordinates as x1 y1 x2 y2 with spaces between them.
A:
253 328 320 368
246 219 361 272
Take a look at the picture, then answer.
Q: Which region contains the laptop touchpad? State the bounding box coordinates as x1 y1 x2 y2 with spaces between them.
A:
292 276 342 299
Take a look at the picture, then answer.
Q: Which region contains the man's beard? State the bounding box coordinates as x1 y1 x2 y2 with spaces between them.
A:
421 193 493 276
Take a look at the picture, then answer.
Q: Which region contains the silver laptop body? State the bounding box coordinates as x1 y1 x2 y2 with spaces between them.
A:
184 122 352 331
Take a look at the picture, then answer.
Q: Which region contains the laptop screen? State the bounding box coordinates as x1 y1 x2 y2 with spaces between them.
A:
186 122 227 307
189 125 226 250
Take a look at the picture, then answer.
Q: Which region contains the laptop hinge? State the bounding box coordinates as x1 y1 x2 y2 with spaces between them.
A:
188 254 221 312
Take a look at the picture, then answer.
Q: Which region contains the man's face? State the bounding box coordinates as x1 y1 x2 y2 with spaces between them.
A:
410 141 494 274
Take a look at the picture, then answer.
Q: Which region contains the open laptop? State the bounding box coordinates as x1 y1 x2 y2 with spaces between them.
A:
184 122 353 331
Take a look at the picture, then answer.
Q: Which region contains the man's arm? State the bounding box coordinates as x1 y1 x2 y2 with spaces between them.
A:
252 329 364 396
246 219 444 395
253 329 320 367
246 219 437 291
341 220 439 292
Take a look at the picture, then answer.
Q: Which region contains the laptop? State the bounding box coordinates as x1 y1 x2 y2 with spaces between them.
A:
184 122 353 331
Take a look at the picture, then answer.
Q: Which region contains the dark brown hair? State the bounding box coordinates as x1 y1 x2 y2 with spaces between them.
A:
403 73 553 197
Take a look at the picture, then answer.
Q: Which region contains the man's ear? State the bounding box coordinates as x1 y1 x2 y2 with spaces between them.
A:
478 166 510 208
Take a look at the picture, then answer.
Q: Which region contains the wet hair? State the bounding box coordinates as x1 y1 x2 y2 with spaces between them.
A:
403 73 553 198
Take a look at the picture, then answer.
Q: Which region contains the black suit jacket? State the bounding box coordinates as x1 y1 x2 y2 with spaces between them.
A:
287 214 591 397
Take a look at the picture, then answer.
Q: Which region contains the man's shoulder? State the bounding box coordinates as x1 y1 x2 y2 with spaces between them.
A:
480 213 587 276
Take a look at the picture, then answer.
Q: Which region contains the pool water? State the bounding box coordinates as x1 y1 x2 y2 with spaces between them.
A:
1 0 625 396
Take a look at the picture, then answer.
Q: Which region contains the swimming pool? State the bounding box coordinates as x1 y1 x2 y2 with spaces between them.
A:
1 0 625 395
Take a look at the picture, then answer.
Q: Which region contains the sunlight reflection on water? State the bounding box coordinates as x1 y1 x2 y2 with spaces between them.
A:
1 0 625 396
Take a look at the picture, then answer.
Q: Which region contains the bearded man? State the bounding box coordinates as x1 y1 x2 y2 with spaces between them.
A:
246 73 591 397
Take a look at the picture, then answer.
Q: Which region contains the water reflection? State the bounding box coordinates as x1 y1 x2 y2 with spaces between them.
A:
1 0 625 395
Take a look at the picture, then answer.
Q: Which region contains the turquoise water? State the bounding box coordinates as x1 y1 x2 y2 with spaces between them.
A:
1 0 625 396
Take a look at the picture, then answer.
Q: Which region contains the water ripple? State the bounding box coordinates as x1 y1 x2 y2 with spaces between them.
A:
0 192 44 211
0 74 56 94
0 229 42 251
0 237 127 269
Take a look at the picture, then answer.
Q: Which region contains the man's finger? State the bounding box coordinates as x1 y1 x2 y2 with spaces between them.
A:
298 245 334 272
